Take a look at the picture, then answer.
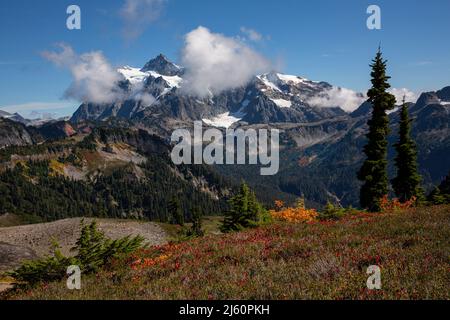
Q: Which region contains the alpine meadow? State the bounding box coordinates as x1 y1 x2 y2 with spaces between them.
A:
0 0 449 308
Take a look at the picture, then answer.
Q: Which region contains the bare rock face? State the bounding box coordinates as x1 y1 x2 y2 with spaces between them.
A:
0 118 34 148
140 54 183 76
437 86 450 101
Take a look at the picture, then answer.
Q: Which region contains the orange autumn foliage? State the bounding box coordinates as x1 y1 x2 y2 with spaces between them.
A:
130 254 171 270
379 195 417 212
270 200 318 223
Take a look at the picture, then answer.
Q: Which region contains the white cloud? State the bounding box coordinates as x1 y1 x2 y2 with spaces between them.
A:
42 44 127 104
180 26 272 97
240 27 263 42
306 87 367 112
41 44 77 67
132 92 156 106
120 0 167 40
388 88 419 104
303 86 419 112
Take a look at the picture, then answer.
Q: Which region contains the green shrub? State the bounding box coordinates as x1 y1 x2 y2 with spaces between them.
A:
318 202 347 221
8 220 145 286
427 187 450 205
188 207 205 237
7 242 75 285
175 207 206 241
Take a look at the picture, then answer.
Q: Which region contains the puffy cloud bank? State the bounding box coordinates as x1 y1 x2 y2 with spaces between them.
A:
42 44 155 105
307 86 419 112
388 88 419 104
306 87 367 112
42 44 125 104
180 26 272 97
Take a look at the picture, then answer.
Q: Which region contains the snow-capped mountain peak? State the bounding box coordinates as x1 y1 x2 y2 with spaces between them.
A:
117 64 183 99
276 73 308 85
73 54 349 127
140 54 183 76
117 66 148 85
147 71 183 89
255 71 328 97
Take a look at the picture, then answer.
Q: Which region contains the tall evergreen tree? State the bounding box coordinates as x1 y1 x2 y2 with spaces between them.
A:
187 206 205 237
168 197 184 226
392 98 424 202
358 49 396 212
438 171 450 195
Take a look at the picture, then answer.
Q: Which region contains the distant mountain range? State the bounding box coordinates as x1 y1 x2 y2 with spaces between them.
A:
1 54 449 208
0 110 29 125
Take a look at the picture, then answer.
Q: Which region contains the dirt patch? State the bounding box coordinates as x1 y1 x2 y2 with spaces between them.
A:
0 218 167 272
0 242 37 272
0 283 13 292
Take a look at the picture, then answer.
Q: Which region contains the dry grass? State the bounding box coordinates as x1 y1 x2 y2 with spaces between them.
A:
4 206 449 300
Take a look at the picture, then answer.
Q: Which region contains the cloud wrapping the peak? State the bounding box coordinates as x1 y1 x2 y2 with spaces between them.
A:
388 88 419 104
42 44 126 104
306 87 367 112
120 0 167 40
180 26 272 97
132 92 156 106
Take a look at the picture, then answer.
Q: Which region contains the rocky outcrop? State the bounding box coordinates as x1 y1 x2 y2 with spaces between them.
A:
0 118 34 148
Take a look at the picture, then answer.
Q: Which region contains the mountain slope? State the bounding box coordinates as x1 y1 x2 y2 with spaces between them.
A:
0 126 234 223
0 118 35 148
214 87 450 207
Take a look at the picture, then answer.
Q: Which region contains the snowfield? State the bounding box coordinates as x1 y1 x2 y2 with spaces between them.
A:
118 66 183 89
117 66 148 85
271 98 292 108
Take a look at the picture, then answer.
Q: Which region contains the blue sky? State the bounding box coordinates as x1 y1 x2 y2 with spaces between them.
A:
0 0 449 118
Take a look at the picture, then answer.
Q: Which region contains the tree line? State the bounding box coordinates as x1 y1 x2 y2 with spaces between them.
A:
0 156 230 224
358 48 449 211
